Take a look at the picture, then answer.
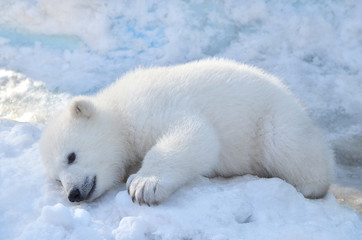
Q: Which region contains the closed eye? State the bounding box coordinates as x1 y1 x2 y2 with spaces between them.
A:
67 152 76 164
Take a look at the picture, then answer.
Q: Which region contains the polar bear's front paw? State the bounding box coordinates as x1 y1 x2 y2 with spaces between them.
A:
126 174 171 206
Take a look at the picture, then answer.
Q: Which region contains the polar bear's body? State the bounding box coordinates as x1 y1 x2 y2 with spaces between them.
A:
40 59 334 204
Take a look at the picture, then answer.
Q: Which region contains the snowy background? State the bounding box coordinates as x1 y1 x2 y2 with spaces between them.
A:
0 0 362 239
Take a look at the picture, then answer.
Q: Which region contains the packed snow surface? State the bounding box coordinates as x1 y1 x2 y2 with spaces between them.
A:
0 1 361 239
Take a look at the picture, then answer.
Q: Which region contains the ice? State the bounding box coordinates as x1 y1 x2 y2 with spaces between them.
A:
0 1 362 239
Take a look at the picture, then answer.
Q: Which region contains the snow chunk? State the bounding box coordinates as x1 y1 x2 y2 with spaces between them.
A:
113 217 150 240
0 119 40 157
40 203 74 228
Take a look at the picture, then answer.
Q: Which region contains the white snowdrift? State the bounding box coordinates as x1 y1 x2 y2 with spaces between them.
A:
1 119 361 240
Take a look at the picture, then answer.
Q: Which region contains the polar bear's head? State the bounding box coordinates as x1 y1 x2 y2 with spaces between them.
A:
40 97 128 202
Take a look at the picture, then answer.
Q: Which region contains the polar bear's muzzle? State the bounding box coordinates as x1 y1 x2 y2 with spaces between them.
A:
68 176 96 202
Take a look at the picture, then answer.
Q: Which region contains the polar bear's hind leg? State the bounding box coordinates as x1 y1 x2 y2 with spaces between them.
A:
259 110 334 199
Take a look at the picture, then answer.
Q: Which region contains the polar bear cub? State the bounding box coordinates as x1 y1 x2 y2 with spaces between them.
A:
40 59 334 205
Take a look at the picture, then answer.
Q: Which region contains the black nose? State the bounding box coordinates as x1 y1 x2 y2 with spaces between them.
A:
68 188 83 202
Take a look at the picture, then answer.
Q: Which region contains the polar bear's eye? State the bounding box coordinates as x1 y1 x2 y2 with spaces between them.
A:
67 152 76 164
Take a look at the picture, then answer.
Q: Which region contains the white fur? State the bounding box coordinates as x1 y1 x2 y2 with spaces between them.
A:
40 59 334 204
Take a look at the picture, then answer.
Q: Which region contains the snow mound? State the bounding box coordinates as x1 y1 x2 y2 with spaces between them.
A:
0 69 69 123
0 120 361 239
19 203 101 240
110 177 362 240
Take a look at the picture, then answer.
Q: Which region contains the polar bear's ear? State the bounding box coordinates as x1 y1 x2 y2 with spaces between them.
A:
69 98 95 119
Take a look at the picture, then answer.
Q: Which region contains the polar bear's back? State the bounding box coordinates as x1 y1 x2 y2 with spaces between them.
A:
101 59 311 161
106 58 303 132
106 59 293 114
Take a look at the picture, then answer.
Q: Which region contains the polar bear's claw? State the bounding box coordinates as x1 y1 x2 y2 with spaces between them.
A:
127 174 168 206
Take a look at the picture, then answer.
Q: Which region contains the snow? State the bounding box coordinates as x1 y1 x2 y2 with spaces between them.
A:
0 1 361 239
